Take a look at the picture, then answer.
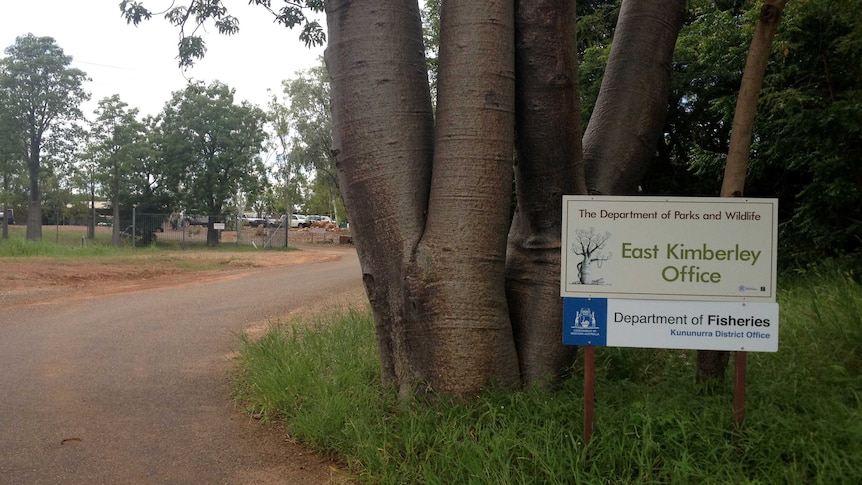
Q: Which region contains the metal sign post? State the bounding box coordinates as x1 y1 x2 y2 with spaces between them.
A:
583 346 596 443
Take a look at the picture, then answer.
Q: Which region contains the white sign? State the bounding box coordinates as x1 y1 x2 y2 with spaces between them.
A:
213 223 226 230
561 196 778 302
563 298 779 352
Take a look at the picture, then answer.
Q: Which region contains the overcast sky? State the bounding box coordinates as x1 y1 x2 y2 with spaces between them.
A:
1 0 326 119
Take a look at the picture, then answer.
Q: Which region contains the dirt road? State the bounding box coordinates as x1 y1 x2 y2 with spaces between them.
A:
0 246 365 484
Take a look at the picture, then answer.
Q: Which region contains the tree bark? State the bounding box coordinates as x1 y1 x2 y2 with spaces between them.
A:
582 0 686 195
326 0 434 395
405 0 520 396
26 132 41 241
721 0 789 198
699 0 788 384
327 0 692 398
508 0 585 387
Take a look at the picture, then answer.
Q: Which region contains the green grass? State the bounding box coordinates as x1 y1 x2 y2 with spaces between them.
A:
0 225 295 259
235 264 862 484
0 231 134 258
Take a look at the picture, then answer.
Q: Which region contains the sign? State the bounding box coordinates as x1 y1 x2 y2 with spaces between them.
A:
561 196 777 302
563 298 779 352
213 223 226 230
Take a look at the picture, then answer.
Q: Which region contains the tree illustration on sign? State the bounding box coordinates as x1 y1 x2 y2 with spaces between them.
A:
571 228 611 284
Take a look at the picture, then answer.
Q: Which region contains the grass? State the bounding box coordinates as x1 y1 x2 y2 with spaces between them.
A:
234 264 862 484
0 225 295 274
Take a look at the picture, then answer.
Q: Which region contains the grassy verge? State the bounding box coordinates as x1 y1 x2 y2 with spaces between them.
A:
0 227 294 275
235 265 862 484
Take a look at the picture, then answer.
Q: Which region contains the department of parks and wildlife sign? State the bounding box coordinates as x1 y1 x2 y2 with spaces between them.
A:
561 196 779 352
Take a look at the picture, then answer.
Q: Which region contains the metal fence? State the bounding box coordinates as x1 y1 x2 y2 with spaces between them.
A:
126 212 293 249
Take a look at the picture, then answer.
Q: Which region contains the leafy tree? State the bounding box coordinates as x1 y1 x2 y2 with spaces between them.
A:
87 95 148 244
0 34 89 241
156 81 268 245
120 0 325 69
275 61 344 221
0 90 26 239
755 0 862 266
121 115 176 217
646 0 862 270
70 145 99 239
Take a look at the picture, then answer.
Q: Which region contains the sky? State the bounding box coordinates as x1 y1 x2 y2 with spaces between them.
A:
0 0 326 119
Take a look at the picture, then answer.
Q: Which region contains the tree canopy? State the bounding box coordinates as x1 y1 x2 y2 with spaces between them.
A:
0 33 89 240
155 81 268 244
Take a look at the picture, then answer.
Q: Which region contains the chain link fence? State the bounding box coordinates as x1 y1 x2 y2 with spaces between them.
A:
124 212 351 249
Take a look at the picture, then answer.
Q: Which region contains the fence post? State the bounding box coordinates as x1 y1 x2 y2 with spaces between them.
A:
132 207 137 249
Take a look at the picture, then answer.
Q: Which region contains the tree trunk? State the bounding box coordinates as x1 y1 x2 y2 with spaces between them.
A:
721 0 789 198
326 0 434 395
207 216 219 247
327 0 690 398
88 184 95 240
506 0 584 387
2 174 9 239
404 0 520 396
699 0 789 384
582 0 686 195
111 198 121 246
26 135 41 241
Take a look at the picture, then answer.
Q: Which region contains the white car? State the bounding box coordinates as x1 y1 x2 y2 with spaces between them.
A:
289 214 308 228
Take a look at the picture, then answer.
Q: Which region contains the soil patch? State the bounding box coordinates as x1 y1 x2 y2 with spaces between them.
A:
0 248 341 308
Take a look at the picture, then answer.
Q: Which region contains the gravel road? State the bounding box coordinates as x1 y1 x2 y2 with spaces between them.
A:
0 247 365 484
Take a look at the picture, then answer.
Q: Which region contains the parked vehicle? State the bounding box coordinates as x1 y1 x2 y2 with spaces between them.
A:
0 209 14 224
306 215 332 225
290 214 309 228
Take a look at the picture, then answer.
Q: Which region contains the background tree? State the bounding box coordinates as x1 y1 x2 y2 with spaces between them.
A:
0 89 26 239
267 89 302 230
277 61 344 221
88 95 147 245
0 34 89 241
131 116 179 216
70 145 100 239
156 81 268 245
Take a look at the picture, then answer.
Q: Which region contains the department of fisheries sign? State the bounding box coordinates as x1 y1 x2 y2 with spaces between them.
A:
563 298 779 352
561 196 778 302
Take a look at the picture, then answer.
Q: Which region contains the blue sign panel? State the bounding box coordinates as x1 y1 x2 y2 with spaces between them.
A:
563 298 608 346
562 297 779 351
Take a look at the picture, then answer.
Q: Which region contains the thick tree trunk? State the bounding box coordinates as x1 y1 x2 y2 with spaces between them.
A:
326 0 434 395
328 0 692 398
405 0 520 396
26 136 41 241
207 216 219 247
582 0 686 195
699 0 789 384
507 0 585 387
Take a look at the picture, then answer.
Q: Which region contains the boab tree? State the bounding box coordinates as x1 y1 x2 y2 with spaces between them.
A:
0 34 89 241
124 0 686 396
327 0 685 396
